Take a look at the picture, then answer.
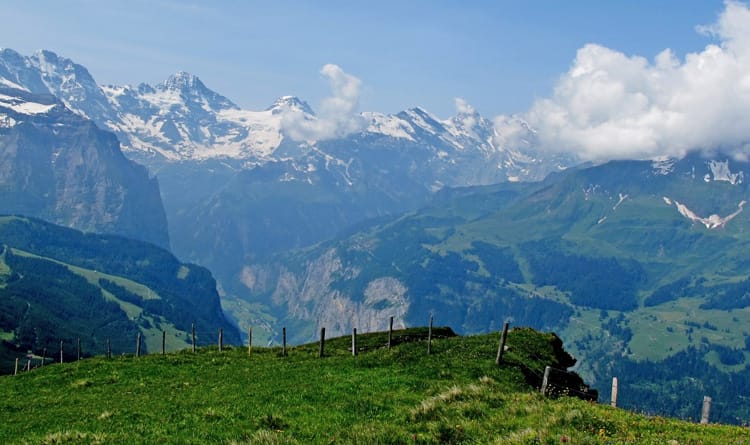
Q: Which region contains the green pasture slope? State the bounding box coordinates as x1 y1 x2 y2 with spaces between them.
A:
1 328 747 445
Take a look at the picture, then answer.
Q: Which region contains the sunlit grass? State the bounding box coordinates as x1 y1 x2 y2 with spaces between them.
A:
0 329 746 444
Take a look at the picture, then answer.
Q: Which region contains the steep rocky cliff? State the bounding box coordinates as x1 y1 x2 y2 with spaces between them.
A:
242 248 410 342
0 87 169 248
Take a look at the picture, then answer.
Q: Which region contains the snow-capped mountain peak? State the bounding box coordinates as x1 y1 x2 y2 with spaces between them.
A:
154 71 237 112
392 107 446 139
0 48 569 183
0 49 115 124
159 71 202 91
266 96 314 115
0 48 48 94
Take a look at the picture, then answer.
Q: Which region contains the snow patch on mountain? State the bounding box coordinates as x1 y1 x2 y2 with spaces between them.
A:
0 115 17 128
583 184 601 200
0 77 27 91
100 81 288 160
613 193 629 210
362 112 415 141
706 160 744 184
399 107 443 136
652 157 676 175
0 93 57 115
670 199 747 229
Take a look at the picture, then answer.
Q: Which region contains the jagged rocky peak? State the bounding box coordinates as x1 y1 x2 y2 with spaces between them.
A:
267 95 314 115
403 106 439 120
0 49 114 123
32 49 73 70
29 49 99 91
397 106 445 132
0 48 24 63
447 100 493 141
0 48 27 80
159 71 204 91
157 71 237 110
0 49 48 94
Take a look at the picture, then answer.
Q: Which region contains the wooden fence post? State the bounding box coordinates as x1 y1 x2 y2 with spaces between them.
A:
218 328 223 352
611 377 619 407
161 331 166 355
701 396 712 424
77 337 81 361
388 316 393 349
495 322 510 365
319 327 326 358
136 333 142 357
25 359 30 371
106 337 111 359
191 323 196 353
352 328 357 356
541 366 551 395
427 315 434 355
14 357 18 376
41 348 47 367
247 325 253 356
60 340 64 364
282 327 287 357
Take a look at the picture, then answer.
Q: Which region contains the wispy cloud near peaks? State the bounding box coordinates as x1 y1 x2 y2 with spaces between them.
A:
282 64 365 142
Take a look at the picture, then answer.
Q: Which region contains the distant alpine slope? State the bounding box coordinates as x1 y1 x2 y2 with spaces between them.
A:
247 153 750 423
0 215 240 374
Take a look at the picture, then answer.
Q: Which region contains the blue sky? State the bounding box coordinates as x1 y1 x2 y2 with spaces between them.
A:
0 1 729 119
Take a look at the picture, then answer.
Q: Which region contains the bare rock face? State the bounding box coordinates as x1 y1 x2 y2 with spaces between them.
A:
0 87 169 248
257 249 410 341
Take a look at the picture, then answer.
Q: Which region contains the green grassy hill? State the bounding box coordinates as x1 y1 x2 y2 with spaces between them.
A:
1 327 746 444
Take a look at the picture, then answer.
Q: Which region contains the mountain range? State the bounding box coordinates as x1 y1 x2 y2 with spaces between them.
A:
0 47 573 330
0 48 568 178
2 48 750 422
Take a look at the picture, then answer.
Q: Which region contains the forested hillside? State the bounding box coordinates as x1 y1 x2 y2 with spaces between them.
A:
0 216 239 373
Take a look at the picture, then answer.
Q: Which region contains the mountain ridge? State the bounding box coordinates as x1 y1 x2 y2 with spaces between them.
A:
0 48 569 185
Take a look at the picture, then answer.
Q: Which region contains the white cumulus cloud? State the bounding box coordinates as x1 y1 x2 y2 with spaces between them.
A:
282 64 365 142
505 0 750 161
